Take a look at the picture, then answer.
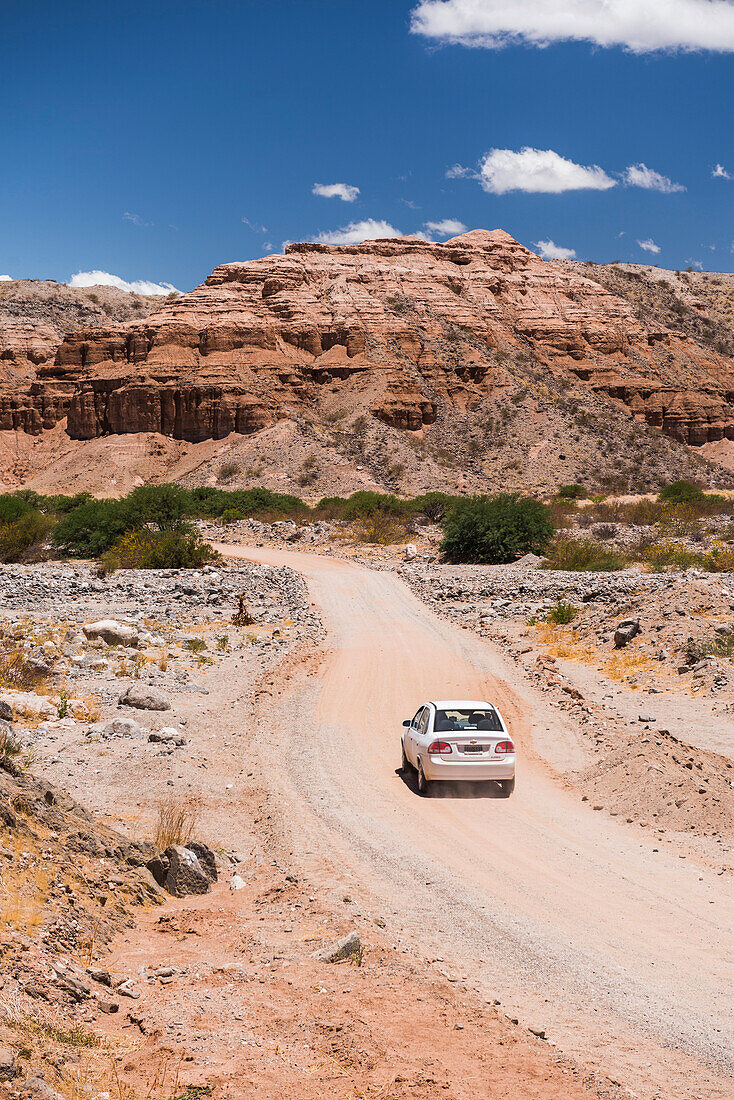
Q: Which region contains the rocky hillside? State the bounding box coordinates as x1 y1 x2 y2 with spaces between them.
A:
0 281 160 412
4 233 734 495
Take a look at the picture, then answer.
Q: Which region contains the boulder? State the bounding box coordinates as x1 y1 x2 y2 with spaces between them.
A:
614 619 640 649
0 700 12 722
0 690 56 720
147 844 213 897
0 1048 17 1081
103 717 145 738
404 543 418 562
186 840 218 883
119 683 171 711
20 1080 64 1100
83 619 139 646
161 845 212 897
313 930 363 964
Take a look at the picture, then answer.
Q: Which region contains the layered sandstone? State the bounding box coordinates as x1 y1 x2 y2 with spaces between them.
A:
6 232 734 447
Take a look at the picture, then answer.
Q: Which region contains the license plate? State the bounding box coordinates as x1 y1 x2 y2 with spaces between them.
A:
462 745 484 753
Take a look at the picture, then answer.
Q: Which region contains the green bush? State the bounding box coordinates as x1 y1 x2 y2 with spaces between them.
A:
658 480 705 504
99 530 219 573
125 484 190 530
546 600 577 625
188 486 307 520
543 538 628 572
557 484 587 500
52 499 132 557
440 494 554 565
0 511 54 563
0 493 39 524
412 492 459 522
339 491 414 522
220 508 245 524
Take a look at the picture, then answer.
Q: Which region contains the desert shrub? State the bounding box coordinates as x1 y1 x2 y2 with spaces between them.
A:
543 538 628 572
220 508 245 524
641 541 700 572
658 504 701 539
188 485 307 521
441 494 554 565
352 511 409 545
0 726 25 771
557 484 587 500
704 546 734 572
99 530 219 573
412 492 459 522
340 491 414 522
546 600 577 625
52 499 131 557
592 523 616 540
658 480 705 504
685 632 734 663
0 643 48 691
548 500 577 529
125 483 190 530
0 494 35 524
0 512 53 563
39 491 94 515
217 462 241 482
622 499 665 526
154 793 201 850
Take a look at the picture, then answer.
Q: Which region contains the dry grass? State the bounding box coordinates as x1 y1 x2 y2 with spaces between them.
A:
0 837 53 933
154 793 201 850
351 512 409 545
0 643 48 691
602 650 656 682
534 624 597 662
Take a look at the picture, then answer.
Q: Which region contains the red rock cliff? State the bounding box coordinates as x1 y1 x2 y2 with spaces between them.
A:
10 231 734 445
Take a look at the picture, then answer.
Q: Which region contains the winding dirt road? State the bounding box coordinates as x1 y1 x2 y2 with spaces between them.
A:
214 543 734 1100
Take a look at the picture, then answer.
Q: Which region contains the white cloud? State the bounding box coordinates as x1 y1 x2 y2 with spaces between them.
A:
637 238 661 254
423 218 468 236
310 218 402 246
410 1 734 54
68 270 179 295
623 163 685 192
123 211 154 227
535 239 577 260
446 163 473 178
312 182 360 202
714 163 733 179
0 275 12 281
685 258 704 269
242 217 268 233
476 147 616 194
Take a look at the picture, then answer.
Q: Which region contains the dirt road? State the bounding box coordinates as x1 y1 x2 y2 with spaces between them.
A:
213 543 733 1100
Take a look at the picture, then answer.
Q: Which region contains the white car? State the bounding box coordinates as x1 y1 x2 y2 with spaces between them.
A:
401 699 515 796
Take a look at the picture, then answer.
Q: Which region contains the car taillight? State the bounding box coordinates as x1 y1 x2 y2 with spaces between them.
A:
428 740 452 755
495 740 515 754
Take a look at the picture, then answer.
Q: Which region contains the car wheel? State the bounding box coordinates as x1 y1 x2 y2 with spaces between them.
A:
417 762 430 796
401 740 410 773
499 777 515 797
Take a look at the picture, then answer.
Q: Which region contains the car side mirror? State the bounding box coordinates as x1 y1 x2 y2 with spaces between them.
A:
402 719 411 727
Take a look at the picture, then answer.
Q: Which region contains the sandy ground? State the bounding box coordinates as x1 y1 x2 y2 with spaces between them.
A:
208 544 733 1100
24 546 733 1099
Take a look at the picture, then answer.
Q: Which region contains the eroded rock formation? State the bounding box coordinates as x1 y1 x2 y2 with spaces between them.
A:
6 231 734 446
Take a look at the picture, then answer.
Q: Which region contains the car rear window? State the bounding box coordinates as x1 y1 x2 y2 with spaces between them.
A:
434 708 503 732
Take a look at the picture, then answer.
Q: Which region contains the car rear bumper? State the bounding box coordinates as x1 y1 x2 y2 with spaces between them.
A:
421 755 516 782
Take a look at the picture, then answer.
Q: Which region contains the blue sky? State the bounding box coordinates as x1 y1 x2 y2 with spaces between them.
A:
2 0 734 291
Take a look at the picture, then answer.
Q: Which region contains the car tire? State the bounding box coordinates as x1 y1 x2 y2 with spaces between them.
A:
401 740 410 773
417 762 430 796
499 777 515 797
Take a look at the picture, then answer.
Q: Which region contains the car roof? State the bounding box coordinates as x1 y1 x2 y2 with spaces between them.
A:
430 700 496 709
